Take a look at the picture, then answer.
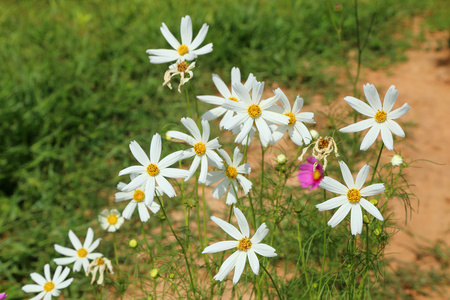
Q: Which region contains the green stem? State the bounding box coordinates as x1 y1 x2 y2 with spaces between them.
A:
318 189 328 298
259 144 266 209
112 233 120 275
261 264 283 300
370 143 384 184
157 195 197 299
141 222 152 260
185 82 192 119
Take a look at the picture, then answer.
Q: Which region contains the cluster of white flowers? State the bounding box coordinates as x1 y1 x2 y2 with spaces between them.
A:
22 15 412 298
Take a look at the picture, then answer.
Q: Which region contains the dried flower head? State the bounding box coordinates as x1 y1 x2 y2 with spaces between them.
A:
298 136 339 170
163 61 196 93
85 256 114 285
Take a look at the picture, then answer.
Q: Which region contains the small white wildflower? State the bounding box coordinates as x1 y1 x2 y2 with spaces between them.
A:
276 154 287 165
391 154 403 166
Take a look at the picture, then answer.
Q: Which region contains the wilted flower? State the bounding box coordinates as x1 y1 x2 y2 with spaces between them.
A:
146 15 213 64
298 157 324 190
298 136 339 170
202 207 277 285
391 154 403 166
340 84 411 151
98 209 124 232
22 264 73 300
85 256 114 285
163 61 195 93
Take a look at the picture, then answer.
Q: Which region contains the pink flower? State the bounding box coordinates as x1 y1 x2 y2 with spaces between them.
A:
0 292 8 300
298 157 324 190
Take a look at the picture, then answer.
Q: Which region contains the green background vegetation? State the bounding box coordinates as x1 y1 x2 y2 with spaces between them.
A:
0 0 448 298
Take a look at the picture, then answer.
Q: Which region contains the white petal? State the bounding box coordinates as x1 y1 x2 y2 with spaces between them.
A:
316 196 348 211
217 148 232 166
198 155 209 183
212 178 230 199
181 117 202 141
160 23 180 50
197 95 224 105
54 244 77 257
380 125 394 151
52 266 62 283
22 284 43 293
53 257 77 266
339 161 355 189
319 177 348 195
155 175 176 198
121 173 148 192
202 241 239 253
327 202 351 228
83 228 94 249
250 223 268 244
262 111 289 125
122 202 137 219
190 23 209 50
355 165 370 190
129 141 150 166
247 249 260 275
68 230 82 250
29 291 46 300
340 118 375 133
350 204 363 235
148 55 178 64
212 73 232 99
201 119 210 142
363 83 382 110
166 130 197 146
360 183 385 197
252 243 277 257
386 120 405 137
202 107 227 121
55 278 73 290
233 82 252 105
233 207 250 237
185 155 201 181
214 251 239 281
206 149 224 169
180 15 193 45
233 252 247 285
343 96 375 117
138 203 151 222
87 238 101 253
160 167 189 179
359 198 384 221
206 171 226 186
388 103 411 120
383 85 398 112
234 118 254 144
360 124 381 151
255 117 273 147
158 150 184 169
192 43 213 55
44 264 51 282
144 177 156 205
30 272 47 286
150 134 162 164
226 186 238 205
210 216 243 240
148 201 161 214
236 175 252 194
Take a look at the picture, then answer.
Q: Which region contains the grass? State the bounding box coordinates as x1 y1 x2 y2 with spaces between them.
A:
0 0 448 298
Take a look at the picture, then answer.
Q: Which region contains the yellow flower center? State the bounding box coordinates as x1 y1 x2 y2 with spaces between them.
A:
313 169 322 181
77 248 88 258
133 190 145 202
225 166 238 179
374 110 387 123
96 257 105 265
247 104 261 118
177 44 189 56
285 112 296 125
146 163 159 176
229 96 239 102
237 237 252 251
194 142 206 155
317 138 329 150
177 61 188 72
107 214 118 225
43 281 55 292
347 188 361 203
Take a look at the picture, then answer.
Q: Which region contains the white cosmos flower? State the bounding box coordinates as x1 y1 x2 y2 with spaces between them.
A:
98 209 124 232
54 228 102 272
115 178 161 222
197 67 256 129
271 88 315 146
146 15 213 64
316 161 385 235
223 82 289 147
22 264 73 300
340 84 411 151
118 133 189 205
202 207 277 285
206 148 252 205
167 118 223 183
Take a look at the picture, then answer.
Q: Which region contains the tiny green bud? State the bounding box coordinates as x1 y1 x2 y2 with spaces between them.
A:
374 228 381 236
129 239 138 248
150 268 159 278
294 206 303 214
370 199 379 206
363 215 370 224
169 273 175 279
185 198 197 208
313 283 318 289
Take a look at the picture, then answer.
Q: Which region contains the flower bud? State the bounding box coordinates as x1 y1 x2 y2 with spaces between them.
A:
370 199 379 206
169 273 175 279
276 154 287 165
363 215 370 224
150 268 159 278
129 239 138 248
391 154 403 167
310 129 320 140
374 228 382 236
